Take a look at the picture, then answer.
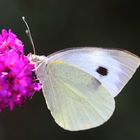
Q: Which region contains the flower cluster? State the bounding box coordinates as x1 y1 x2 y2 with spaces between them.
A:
0 29 41 111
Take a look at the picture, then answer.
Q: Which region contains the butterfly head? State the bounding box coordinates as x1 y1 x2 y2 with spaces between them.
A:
29 53 48 66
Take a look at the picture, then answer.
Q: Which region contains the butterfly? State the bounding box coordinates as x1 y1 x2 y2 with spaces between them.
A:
29 47 140 131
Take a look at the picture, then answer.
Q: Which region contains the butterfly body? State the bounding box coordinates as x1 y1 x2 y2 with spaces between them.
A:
29 47 140 131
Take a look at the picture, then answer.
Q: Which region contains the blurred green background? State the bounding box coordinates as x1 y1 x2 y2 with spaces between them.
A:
0 0 140 140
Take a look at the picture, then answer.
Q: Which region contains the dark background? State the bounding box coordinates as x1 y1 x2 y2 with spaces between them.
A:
0 0 140 140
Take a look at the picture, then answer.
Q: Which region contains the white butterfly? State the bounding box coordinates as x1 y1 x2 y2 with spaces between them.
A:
29 47 140 131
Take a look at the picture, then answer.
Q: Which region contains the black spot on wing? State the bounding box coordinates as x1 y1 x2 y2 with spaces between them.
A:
96 66 108 76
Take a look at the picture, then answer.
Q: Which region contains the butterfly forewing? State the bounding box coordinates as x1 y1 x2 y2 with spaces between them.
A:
47 48 140 97
41 61 115 131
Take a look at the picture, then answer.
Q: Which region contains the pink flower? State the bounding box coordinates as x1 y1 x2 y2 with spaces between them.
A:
0 29 24 54
0 29 41 111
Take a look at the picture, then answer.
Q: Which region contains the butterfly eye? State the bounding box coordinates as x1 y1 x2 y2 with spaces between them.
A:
96 66 108 76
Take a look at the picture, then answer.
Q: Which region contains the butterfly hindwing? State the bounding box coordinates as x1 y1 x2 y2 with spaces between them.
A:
41 61 115 131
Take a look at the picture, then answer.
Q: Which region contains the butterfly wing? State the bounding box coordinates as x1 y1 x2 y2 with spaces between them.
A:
47 48 140 97
41 61 115 131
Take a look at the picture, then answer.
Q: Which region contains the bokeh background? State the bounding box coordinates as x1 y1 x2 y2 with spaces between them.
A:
0 0 140 140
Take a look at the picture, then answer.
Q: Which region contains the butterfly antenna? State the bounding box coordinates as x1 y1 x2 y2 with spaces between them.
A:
22 16 36 55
